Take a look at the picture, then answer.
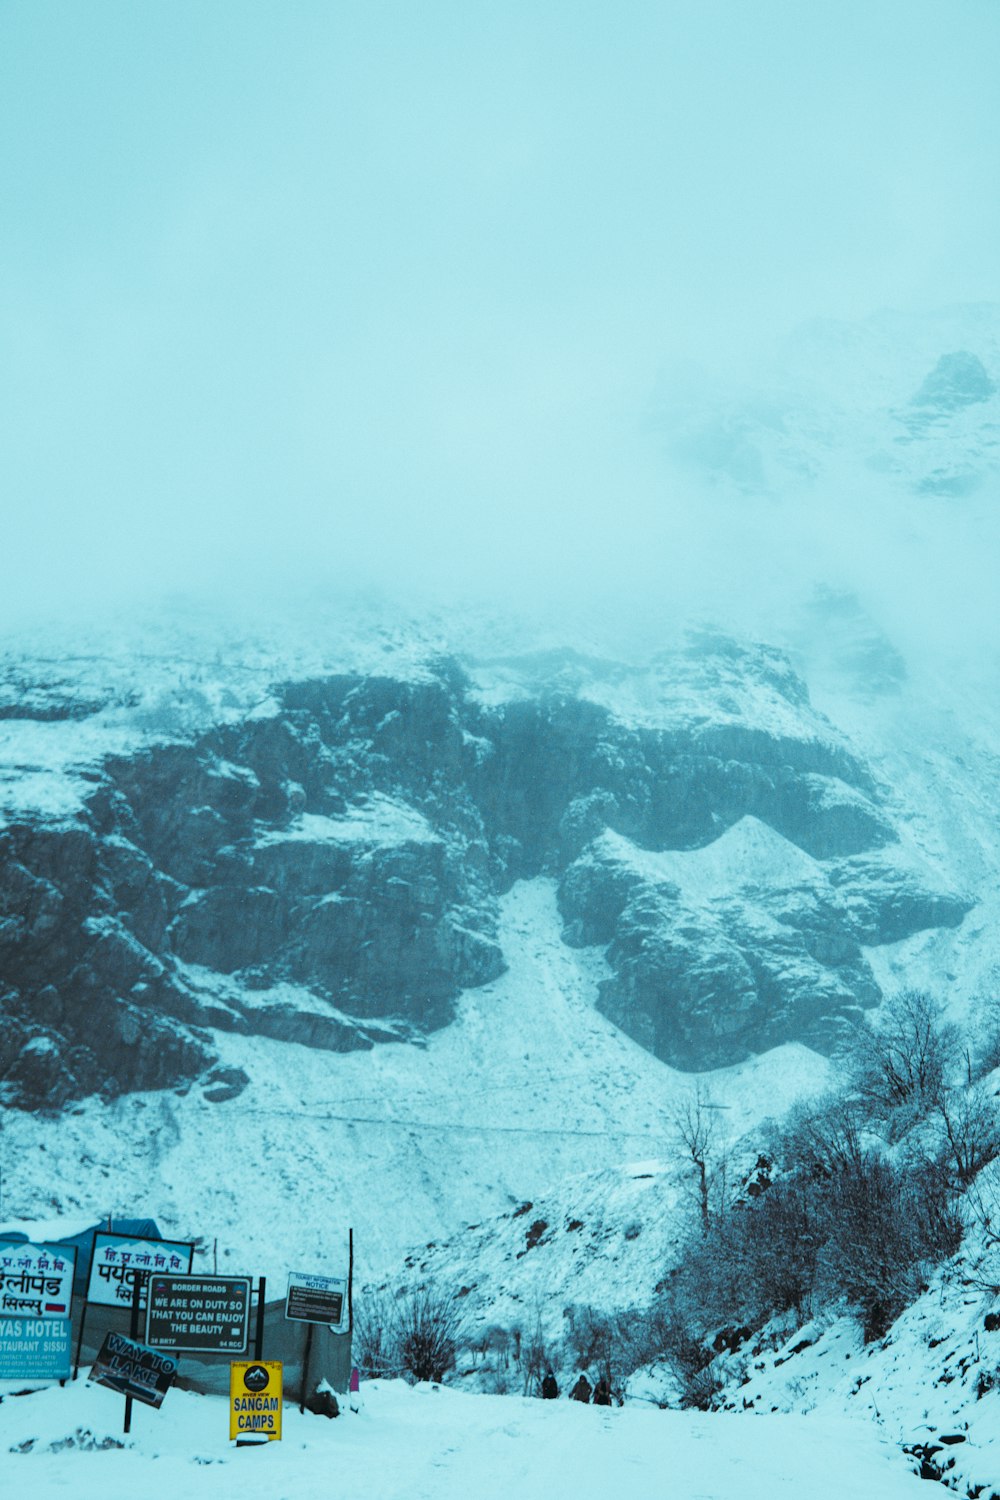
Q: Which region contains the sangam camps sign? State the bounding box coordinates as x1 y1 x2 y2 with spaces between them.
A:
86 1232 193 1309
230 1361 282 1441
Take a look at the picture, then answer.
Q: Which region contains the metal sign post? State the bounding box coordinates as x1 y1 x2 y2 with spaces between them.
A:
88 1325 176 1419
255 1277 267 1360
124 1270 145 1434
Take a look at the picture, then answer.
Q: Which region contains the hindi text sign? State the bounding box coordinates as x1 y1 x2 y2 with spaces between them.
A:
146 1275 251 1354
86 1233 193 1309
0 1240 76 1319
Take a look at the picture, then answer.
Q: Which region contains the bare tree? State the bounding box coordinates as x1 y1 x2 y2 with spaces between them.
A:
394 1289 465 1383
935 1084 1000 1187
353 1288 397 1378
672 1085 719 1232
847 989 959 1127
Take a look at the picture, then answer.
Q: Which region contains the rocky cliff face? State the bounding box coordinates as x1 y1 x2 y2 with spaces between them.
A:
0 634 972 1109
651 315 1000 501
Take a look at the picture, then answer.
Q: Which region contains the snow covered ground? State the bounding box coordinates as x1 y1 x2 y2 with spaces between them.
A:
0 1376 929 1500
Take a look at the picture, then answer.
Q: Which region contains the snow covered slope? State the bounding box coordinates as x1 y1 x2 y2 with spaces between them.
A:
0 879 831 1284
704 1194 1000 1500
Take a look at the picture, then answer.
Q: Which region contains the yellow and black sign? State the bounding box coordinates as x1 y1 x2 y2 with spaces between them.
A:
230 1360 282 1441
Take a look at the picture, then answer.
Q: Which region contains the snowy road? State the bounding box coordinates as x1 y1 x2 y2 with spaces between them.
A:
0 1378 928 1499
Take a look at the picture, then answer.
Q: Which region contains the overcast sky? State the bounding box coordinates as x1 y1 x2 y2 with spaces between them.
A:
1 1 998 631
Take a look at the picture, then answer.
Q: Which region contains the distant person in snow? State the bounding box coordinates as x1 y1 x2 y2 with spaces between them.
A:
593 1376 612 1406
541 1370 559 1399
570 1373 592 1403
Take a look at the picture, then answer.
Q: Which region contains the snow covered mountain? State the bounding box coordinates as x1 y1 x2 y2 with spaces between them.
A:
0 626 974 1117
2 311 1000 1494
651 305 1000 502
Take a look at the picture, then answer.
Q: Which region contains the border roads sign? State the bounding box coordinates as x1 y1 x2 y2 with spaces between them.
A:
230 1360 282 1441
89 1331 177 1408
145 1275 251 1354
284 1271 349 1332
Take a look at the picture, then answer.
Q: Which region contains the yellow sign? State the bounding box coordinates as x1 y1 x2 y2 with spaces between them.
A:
230 1360 283 1441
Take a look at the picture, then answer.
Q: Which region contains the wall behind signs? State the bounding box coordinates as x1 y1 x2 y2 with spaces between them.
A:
71 1296 351 1399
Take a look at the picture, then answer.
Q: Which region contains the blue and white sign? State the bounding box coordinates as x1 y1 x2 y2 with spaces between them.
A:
86 1232 193 1309
0 1240 76 1319
0 1316 72 1380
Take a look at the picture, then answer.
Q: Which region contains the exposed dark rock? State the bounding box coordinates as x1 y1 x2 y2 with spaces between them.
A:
201 1064 250 1103
910 351 996 414
825 853 972 943
304 1388 340 1418
558 819 962 1068
0 636 973 1106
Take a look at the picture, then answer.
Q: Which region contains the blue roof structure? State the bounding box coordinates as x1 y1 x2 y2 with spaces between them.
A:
0 1217 163 1294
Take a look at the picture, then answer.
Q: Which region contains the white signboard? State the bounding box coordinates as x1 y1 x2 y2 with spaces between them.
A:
86 1233 193 1309
0 1240 76 1319
285 1272 349 1332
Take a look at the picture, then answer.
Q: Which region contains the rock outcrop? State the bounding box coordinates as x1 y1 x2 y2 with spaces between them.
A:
0 635 972 1107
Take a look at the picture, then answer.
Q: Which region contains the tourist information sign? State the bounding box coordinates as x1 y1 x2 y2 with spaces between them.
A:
284 1271 349 1332
145 1275 252 1354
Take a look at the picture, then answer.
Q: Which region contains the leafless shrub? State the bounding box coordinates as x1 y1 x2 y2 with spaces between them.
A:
394 1289 465 1383
815 1154 961 1339
353 1288 397 1378
964 1181 1000 1295
779 1094 868 1179
564 1303 615 1380
648 1292 727 1410
844 989 959 1132
481 1323 510 1369
657 1120 963 1356
486 1361 512 1395
969 992 1000 1081
935 1084 1000 1187
518 1314 551 1396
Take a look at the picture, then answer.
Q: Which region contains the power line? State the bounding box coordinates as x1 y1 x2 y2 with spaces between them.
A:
237 1106 670 1142
313 1069 670 1111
